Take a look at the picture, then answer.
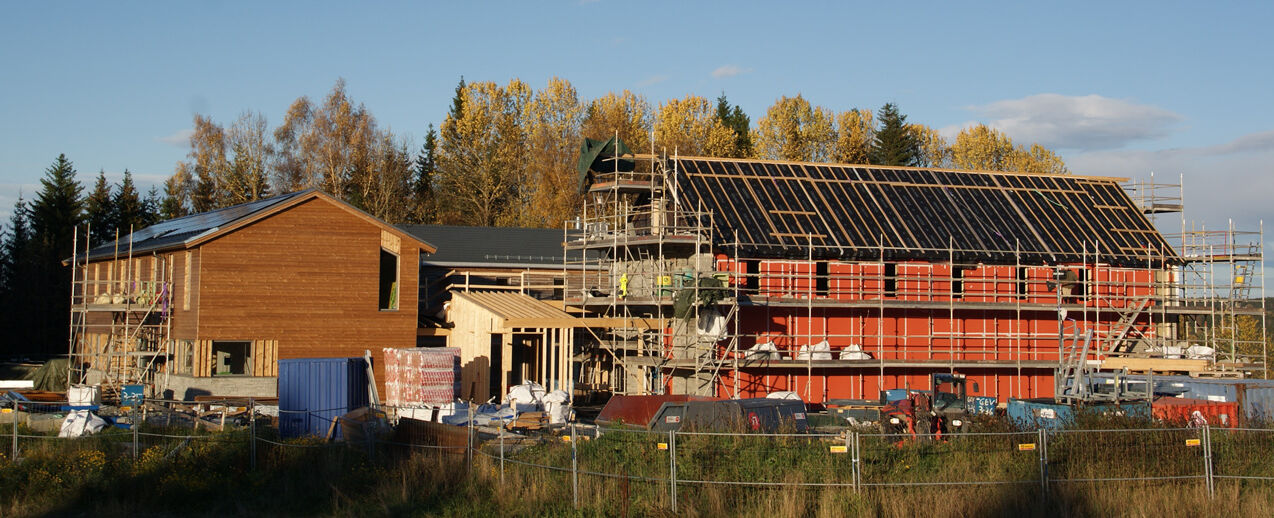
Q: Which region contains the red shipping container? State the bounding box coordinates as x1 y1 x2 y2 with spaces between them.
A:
383 347 461 407
1153 397 1239 428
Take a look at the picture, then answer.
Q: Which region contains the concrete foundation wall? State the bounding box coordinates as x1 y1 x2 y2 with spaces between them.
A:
157 374 277 401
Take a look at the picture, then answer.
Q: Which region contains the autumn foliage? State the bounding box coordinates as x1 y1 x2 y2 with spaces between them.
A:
164 79 1070 229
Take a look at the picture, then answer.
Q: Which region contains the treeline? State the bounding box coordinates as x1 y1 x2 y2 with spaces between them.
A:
0 78 1069 357
0 156 166 356
163 77 1068 230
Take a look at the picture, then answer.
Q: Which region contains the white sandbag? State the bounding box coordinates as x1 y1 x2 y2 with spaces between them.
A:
795 340 833 360
766 391 802 400
696 307 729 340
744 341 781 360
58 410 107 438
1186 345 1216 360
68 385 101 406
506 382 546 408
1162 345 1184 359
839 343 873 360
543 390 572 424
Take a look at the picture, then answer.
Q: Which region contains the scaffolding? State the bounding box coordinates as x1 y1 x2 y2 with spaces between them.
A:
564 155 1268 401
66 225 174 396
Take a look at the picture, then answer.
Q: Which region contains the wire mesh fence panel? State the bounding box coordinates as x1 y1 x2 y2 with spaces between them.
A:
574 428 672 508
673 431 853 487
857 431 1040 487
1047 427 1204 483
1211 428 1274 481
497 428 575 483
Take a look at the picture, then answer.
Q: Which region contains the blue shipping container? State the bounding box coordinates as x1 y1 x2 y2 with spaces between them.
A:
1007 398 1150 430
278 357 370 439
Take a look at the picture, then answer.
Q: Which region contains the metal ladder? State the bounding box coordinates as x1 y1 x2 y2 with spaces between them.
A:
1055 330 1095 404
1105 296 1152 356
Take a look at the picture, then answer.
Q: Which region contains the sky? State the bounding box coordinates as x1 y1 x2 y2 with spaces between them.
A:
2 1 1272 260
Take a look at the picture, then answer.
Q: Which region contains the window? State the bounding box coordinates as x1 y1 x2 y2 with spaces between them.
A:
379 248 399 310
212 341 251 376
884 263 897 297
1016 267 1029 299
815 261 830 296
952 267 965 300
743 260 760 293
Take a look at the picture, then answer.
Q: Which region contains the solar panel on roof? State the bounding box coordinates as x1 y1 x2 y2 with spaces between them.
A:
83 189 312 260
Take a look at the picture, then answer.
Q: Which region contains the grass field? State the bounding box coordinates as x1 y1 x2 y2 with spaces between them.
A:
3 416 1274 517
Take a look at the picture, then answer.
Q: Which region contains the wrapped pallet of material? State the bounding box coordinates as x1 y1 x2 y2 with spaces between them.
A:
383 347 461 408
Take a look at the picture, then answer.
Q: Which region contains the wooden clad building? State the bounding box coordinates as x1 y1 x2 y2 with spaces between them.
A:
70 189 436 399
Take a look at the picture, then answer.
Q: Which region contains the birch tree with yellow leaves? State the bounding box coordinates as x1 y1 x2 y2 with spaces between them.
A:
581 90 653 153
751 95 835 162
910 123 950 168
435 79 532 226
519 77 584 227
951 124 1068 174
833 108 874 164
653 95 735 157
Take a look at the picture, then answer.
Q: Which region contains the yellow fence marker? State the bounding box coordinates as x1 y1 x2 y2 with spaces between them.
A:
830 445 848 453
1018 443 1036 451
1185 438 1201 447
657 442 669 450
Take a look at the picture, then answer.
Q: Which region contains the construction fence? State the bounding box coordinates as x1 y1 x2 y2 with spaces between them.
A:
6 402 1274 511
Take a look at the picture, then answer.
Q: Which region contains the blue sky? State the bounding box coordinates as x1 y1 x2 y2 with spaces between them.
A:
2 1 1272 247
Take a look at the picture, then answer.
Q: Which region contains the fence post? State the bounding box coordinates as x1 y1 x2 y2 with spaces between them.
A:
466 403 474 475
10 404 16 461
1037 428 1048 496
669 430 677 512
849 431 859 493
132 407 140 460
1203 425 1214 499
499 426 505 483
249 398 257 471
571 423 579 509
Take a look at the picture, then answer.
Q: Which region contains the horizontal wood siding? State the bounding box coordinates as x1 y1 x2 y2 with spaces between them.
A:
195 198 420 393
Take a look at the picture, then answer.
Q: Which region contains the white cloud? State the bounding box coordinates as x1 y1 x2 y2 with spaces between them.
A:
156 128 194 147
968 94 1182 151
711 65 752 79
637 74 670 87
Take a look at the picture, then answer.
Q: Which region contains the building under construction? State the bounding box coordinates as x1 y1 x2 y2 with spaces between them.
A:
566 142 1266 404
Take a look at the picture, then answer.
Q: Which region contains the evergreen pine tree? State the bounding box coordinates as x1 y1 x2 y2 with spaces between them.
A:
142 186 163 226
0 197 35 355
715 93 753 158
113 170 146 235
161 173 188 220
442 77 466 144
869 103 920 167
26 154 83 357
412 124 438 223
29 154 84 256
84 170 115 245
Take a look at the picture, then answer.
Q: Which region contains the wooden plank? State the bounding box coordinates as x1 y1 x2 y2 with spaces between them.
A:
1100 357 1209 373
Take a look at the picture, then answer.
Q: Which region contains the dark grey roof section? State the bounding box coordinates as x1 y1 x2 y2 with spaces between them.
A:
82 189 314 261
399 224 579 267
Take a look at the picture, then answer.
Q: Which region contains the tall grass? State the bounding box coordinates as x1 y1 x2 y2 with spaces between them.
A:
4 416 1274 517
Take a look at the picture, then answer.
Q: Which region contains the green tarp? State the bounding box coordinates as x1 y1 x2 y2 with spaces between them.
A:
577 136 634 193
24 358 69 392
